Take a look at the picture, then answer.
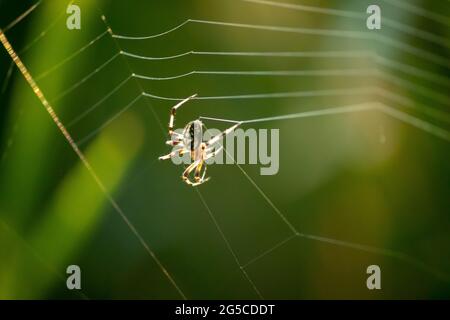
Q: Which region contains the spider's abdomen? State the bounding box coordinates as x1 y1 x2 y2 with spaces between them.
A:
183 120 203 154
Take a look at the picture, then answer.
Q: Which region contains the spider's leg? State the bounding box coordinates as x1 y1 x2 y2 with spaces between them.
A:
166 139 183 146
168 94 197 136
182 160 201 185
159 148 188 160
205 122 241 146
194 161 204 182
205 146 223 160
181 159 210 186
190 176 209 187
169 132 184 138
196 163 210 186
165 131 184 146
192 162 210 187
200 164 208 181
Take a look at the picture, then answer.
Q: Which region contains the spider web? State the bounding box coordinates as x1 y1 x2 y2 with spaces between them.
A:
0 0 449 299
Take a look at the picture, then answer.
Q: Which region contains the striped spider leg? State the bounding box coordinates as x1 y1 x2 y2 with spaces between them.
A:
159 94 198 160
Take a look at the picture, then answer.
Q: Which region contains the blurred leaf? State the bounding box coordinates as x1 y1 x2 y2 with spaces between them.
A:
1 113 143 298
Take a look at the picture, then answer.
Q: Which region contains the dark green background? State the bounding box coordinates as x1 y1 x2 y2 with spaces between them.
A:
0 0 449 299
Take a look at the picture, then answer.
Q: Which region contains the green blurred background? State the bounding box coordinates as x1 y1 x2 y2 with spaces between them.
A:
0 0 449 299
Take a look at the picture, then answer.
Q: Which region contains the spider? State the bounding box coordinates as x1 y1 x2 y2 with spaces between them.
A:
159 94 240 186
